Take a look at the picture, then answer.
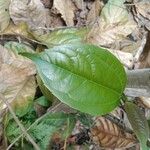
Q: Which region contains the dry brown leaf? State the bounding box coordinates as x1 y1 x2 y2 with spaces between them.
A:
87 0 104 25
111 107 124 121
90 117 137 149
0 0 10 32
72 0 83 10
48 13 65 28
9 0 50 29
118 38 142 53
0 22 34 39
53 0 76 26
87 0 137 48
0 45 36 115
107 27 146 54
133 0 150 30
137 49 150 68
138 97 150 109
134 31 150 69
41 0 53 8
134 0 150 19
106 48 134 69
111 107 133 132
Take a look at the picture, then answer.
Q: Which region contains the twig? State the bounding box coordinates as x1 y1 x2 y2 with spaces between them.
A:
34 26 78 31
63 118 70 150
0 93 40 150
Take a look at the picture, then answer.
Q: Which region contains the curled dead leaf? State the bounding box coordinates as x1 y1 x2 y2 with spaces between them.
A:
86 0 104 25
53 0 76 26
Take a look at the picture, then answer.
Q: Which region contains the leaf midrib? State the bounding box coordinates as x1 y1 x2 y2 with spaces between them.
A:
39 58 121 96
41 70 120 105
44 49 125 93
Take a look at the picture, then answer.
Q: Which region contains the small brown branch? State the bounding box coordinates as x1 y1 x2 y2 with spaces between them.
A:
0 93 40 150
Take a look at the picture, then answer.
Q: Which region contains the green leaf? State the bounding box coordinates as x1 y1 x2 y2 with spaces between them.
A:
21 44 127 116
125 101 150 150
35 96 51 107
6 121 21 143
0 0 10 32
32 27 89 48
62 116 76 140
5 106 37 145
77 113 93 128
5 105 75 149
29 113 76 149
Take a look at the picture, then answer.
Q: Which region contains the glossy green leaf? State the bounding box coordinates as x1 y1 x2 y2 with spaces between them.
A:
32 27 89 48
125 101 150 150
21 44 127 116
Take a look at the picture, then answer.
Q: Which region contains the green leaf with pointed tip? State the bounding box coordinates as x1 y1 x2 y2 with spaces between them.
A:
125 101 150 150
4 41 35 53
35 96 51 107
21 44 127 116
32 27 89 48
